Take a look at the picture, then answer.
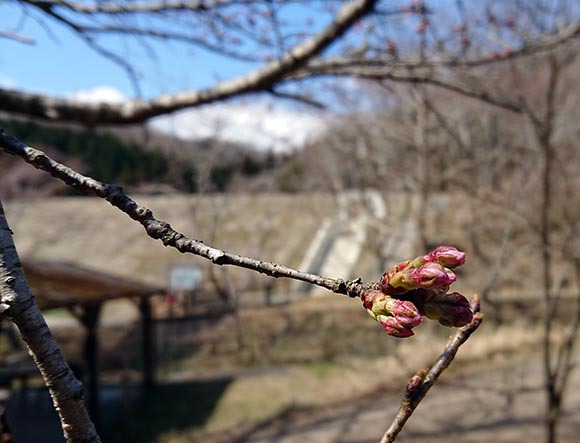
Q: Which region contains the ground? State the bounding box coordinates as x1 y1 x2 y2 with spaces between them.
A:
240 357 580 443
4 297 576 443
4 340 580 443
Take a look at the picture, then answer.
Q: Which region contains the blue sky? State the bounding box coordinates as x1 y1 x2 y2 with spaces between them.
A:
0 4 256 97
0 2 338 149
0 1 335 99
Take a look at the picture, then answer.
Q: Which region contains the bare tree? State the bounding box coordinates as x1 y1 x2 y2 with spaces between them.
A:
2 1 577 442
1 0 377 124
315 4 580 441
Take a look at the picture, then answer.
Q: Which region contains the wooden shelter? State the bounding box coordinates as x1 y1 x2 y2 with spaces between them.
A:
21 260 163 426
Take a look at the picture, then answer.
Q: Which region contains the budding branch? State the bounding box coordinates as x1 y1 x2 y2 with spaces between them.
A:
0 129 367 298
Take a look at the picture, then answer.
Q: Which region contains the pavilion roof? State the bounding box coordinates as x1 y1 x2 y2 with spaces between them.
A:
23 260 162 310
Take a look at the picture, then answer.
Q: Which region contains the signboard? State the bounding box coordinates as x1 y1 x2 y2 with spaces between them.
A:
168 265 203 291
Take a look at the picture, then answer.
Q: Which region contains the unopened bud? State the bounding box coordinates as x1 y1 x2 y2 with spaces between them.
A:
361 290 422 338
380 260 415 294
408 262 456 290
377 315 415 338
385 297 423 328
422 291 473 327
424 246 466 269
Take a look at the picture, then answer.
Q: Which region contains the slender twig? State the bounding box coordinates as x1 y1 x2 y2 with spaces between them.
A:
379 295 483 443
300 20 580 72
267 88 327 109
0 30 34 44
0 128 366 299
23 0 343 14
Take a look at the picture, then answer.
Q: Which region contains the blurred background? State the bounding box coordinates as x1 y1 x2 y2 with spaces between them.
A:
0 0 580 442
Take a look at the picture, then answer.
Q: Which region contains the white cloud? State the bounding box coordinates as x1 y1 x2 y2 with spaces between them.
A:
150 101 328 152
0 74 16 88
69 85 126 104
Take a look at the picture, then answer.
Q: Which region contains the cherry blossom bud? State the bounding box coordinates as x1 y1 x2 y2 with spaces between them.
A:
425 246 466 269
361 290 422 338
380 260 414 294
377 315 415 338
408 262 456 290
422 291 473 327
372 246 470 334
385 297 423 328
381 260 456 293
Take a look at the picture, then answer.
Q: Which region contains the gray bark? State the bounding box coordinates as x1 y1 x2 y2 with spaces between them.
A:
0 199 101 443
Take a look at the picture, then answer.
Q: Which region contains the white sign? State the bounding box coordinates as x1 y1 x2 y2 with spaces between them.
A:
169 266 203 291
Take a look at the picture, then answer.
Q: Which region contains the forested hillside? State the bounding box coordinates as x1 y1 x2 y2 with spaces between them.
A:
0 118 281 198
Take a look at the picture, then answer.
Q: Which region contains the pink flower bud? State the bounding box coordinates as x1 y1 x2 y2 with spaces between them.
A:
377 315 415 338
422 291 473 327
425 246 466 268
408 262 456 290
384 297 423 328
361 290 422 337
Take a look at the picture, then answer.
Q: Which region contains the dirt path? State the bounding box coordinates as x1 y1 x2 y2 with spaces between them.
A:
244 358 580 443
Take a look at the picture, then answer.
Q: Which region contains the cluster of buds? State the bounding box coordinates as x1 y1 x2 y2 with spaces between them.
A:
362 246 473 338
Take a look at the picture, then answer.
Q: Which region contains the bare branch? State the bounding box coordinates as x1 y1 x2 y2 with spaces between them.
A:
0 30 34 44
0 200 100 443
267 88 327 108
0 0 377 124
0 128 366 298
23 0 342 14
79 24 263 62
294 67 528 114
301 19 580 71
380 296 483 443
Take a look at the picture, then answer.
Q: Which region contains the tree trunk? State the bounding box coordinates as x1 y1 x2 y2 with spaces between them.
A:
0 199 101 443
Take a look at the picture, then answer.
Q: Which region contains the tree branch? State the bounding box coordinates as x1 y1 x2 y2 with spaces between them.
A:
294 67 528 114
0 0 376 124
23 0 343 14
0 199 101 443
379 296 483 443
300 19 580 71
0 30 34 44
0 128 366 298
